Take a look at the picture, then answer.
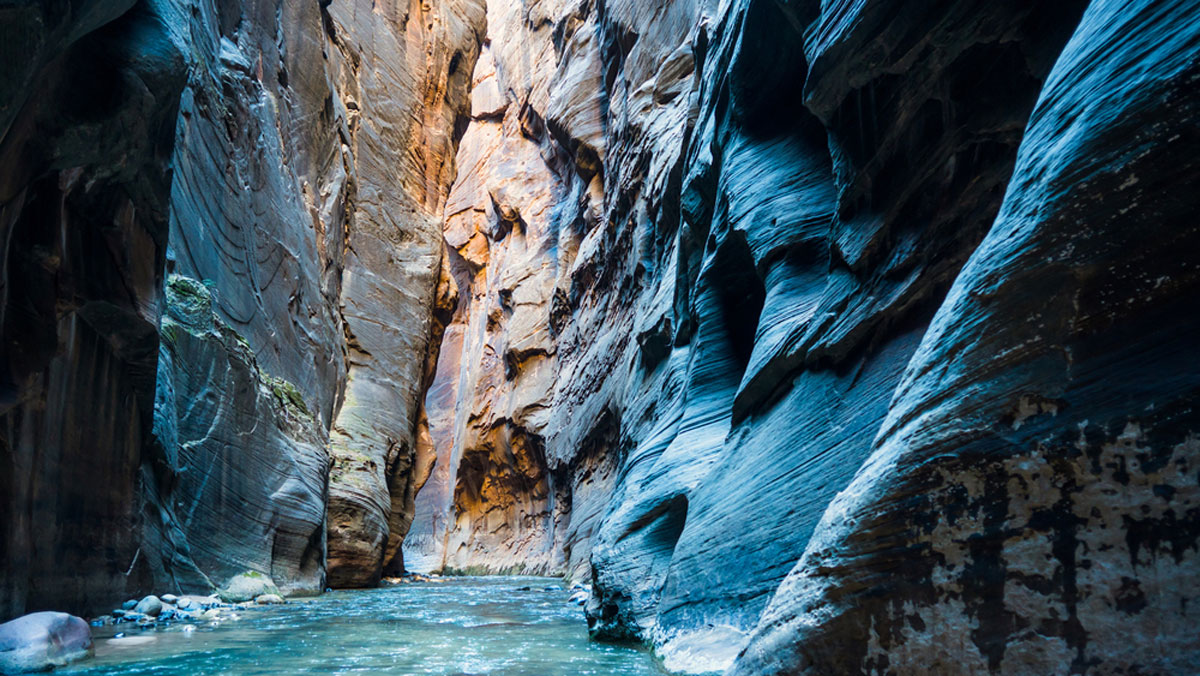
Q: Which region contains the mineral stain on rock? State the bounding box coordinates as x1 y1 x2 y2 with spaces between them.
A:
2 0 1199 674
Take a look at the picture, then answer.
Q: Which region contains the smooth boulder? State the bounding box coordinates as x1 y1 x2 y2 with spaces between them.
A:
0 612 92 674
218 573 281 603
133 596 163 618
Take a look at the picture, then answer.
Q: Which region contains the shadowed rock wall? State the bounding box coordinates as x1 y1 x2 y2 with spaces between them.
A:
0 0 186 619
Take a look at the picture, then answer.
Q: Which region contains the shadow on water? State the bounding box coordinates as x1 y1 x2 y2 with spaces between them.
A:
59 577 668 675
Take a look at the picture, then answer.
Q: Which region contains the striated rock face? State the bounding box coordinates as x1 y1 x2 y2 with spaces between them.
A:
405 0 583 576
143 0 345 600
732 0 1200 672
407 0 1200 673
149 275 328 596
0 0 186 618
321 0 485 588
4 2 1200 674
2 0 485 614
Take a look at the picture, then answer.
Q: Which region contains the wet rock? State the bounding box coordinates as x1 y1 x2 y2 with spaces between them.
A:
0 612 92 674
120 601 137 612
159 595 178 605
254 595 285 606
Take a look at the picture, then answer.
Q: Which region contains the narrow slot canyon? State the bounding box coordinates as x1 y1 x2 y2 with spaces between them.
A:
2 0 1200 674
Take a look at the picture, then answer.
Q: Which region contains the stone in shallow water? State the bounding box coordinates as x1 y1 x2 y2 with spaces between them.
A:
133 596 163 618
0 612 92 674
218 573 281 603
254 595 285 605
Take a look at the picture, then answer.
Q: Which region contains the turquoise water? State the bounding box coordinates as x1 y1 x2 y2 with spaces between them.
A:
60 577 663 675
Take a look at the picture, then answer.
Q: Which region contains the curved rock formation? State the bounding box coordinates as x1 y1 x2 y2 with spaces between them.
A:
4 2 1200 675
1 0 484 614
405 0 1200 673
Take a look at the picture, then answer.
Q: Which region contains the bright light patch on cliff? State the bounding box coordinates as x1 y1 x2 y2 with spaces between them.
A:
657 625 749 674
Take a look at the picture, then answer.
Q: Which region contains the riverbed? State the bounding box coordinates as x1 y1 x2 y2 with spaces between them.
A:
59 577 664 675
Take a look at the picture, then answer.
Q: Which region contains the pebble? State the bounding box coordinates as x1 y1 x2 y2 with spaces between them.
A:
569 591 589 606
111 609 126 619
255 594 285 605
177 598 194 610
161 594 179 604
121 600 138 611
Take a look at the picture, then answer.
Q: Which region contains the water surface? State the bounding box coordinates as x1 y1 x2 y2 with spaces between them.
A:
61 577 663 675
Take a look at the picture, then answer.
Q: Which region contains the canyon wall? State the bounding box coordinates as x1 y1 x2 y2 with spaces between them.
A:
1 0 186 618
1 0 482 616
408 0 1200 673
3 1 1200 674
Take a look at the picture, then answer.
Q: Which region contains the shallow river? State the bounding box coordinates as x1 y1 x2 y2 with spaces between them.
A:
60 577 664 675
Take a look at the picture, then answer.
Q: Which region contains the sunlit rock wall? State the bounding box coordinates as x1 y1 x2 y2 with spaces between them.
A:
155 0 485 592
321 0 485 588
409 0 1200 673
1 0 485 615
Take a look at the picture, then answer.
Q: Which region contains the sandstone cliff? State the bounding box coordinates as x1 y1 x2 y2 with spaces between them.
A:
405 0 1200 674
1 0 482 614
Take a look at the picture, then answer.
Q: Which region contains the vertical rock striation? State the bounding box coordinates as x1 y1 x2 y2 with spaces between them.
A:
732 0 1200 672
0 0 186 618
320 0 485 588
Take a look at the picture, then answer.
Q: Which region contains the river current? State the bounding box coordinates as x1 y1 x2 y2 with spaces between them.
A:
59 577 663 675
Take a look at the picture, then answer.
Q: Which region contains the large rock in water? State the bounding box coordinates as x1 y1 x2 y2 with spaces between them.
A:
0 613 91 674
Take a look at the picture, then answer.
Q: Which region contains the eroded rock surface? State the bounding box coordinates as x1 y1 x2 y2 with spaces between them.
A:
2 0 485 615
732 1 1200 672
321 0 485 588
406 0 1200 673
0 0 186 618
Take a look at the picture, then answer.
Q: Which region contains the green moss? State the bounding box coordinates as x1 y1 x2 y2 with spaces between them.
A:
164 274 214 332
160 319 180 346
266 374 313 421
